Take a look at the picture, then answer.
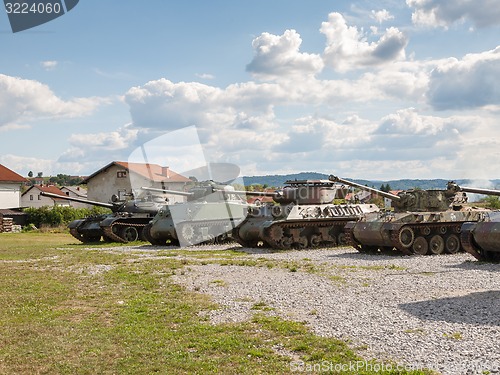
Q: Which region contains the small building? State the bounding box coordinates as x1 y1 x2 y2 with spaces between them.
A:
82 161 191 204
21 185 70 208
0 164 28 209
60 186 93 209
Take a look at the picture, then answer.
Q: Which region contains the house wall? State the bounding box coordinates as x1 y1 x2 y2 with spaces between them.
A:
87 165 187 204
60 187 93 209
0 183 22 209
20 188 70 208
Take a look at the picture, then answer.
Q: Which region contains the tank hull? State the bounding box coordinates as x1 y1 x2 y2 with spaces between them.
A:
347 210 486 255
145 201 249 246
68 213 156 243
233 203 380 249
460 212 500 261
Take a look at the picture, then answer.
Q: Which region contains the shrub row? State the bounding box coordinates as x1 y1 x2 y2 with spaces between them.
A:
23 206 111 228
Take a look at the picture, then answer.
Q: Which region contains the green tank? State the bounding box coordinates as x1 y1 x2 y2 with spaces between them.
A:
232 179 381 249
331 176 500 255
40 191 165 243
142 181 250 246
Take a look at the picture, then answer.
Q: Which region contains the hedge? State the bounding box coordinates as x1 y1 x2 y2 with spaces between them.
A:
23 206 112 228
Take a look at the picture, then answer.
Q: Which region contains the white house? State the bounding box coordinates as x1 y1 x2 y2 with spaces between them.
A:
82 161 191 204
60 186 93 209
0 164 27 209
21 185 70 208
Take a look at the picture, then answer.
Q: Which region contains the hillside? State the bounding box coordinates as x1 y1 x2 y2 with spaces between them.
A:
242 172 500 191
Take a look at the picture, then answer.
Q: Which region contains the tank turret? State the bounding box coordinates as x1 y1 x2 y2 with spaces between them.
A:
329 176 500 256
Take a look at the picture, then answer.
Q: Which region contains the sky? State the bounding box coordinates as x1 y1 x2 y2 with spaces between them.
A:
1 0 500 181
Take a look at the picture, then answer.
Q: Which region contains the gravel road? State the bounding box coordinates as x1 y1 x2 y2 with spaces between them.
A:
168 245 500 375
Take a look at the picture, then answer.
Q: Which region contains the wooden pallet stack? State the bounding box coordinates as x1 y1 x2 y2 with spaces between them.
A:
0 217 13 233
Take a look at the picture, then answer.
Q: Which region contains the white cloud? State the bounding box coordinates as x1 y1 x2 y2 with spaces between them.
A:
246 29 324 80
195 73 215 80
0 74 106 130
427 46 500 110
40 60 58 70
371 9 394 24
407 0 500 28
0 154 89 177
320 12 408 72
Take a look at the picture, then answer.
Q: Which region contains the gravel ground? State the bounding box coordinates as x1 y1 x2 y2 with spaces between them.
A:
166 245 500 375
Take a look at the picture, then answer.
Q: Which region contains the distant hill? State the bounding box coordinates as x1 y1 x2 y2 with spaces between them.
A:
242 172 500 191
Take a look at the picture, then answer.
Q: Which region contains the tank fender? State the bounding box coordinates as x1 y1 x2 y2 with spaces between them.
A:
68 219 85 229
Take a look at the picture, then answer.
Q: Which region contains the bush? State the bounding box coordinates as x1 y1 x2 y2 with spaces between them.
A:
23 206 112 228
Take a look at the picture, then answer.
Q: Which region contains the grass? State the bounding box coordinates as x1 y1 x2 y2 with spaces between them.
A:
0 232 433 374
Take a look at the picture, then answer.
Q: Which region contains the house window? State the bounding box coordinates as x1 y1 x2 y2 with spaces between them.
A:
117 171 127 178
30 195 33 201
38 194 41 200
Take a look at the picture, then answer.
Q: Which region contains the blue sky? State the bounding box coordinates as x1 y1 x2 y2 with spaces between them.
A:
1 0 500 180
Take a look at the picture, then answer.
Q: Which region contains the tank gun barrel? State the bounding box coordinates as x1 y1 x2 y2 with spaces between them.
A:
141 186 194 197
40 191 115 209
459 186 500 196
329 175 401 201
219 190 279 197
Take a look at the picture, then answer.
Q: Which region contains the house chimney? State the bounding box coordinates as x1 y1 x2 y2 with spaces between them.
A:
162 166 170 178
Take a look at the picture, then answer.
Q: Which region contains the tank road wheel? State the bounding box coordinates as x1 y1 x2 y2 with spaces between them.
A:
429 235 445 255
120 226 139 242
309 234 321 248
296 236 308 250
421 227 431 236
279 236 292 250
412 236 429 255
439 226 447 235
399 227 415 248
445 234 461 254
337 233 347 246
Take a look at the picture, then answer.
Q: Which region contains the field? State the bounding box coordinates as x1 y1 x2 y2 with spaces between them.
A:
0 232 434 374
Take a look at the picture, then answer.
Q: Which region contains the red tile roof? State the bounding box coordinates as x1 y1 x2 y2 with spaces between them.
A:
0 164 27 183
22 185 68 200
83 161 190 184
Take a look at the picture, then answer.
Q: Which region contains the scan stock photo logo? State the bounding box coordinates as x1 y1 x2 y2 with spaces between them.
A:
4 0 78 32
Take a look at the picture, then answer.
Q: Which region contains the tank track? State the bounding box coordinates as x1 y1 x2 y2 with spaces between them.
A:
349 222 464 256
102 221 148 243
460 222 482 260
69 228 101 243
261 220 348 250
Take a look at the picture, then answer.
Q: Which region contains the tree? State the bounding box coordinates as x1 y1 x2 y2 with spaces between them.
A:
37 172 43 178
28 171 33 178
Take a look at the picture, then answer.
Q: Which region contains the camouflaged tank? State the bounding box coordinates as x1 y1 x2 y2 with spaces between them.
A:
40 191 165 243
232 179 380 249
142 181 250 246
331 176 499 256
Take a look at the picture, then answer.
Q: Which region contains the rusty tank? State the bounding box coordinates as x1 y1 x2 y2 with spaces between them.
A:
232 179 381 249
331 176 500 255
142 181 250 246
40 191 167 243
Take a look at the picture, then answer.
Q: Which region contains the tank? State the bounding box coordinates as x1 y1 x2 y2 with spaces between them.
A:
461 208 500 262
232 179 381 249
142 181 250 246
331 176 500 255
40 191 168 243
